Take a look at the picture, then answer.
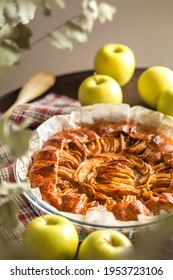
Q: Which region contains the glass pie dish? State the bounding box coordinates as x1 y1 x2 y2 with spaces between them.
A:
14 103 173 240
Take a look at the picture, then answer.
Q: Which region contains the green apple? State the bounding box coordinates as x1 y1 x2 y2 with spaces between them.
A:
138 66 173 109
94 43 135 86
78 74 123 106
78 229 135 260
23 215 79 260
157 87 173 116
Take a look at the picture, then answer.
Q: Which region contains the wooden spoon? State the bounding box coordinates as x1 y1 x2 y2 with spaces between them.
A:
1 71 56 119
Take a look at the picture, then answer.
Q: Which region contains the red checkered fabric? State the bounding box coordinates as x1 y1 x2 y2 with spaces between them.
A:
0 93 80 249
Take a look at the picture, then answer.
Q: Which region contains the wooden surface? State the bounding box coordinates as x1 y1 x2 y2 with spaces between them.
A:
1 68 173 260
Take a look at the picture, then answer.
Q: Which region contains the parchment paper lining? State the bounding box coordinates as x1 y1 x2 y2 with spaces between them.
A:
15 104 173 227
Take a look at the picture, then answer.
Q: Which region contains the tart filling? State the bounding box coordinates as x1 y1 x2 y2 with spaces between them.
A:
28 120 173 222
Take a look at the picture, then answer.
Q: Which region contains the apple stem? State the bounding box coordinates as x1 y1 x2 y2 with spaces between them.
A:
95 76 99 85
41 215 47 224
114 47 121 53
94 76 103 85
104 236 118 247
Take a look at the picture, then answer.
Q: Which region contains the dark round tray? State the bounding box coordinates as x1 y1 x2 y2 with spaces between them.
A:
0 68 147 113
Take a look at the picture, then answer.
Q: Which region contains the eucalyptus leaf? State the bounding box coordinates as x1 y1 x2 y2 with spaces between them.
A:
0 200 18 231
0 234 16 259
82 0 98 20
98 3 116 23
0 117 31 157
3 0 20 26
0 118 9 143
0 23 18 40
15 23 32 49
82 0 90 10
30 0 52 15
13 116 33 130
39 0 52 16
17 0 37 24
0 0 116 68
135 216 173 259
88 0 98 18
80 14 94 32
70 14 94 33
0 181 27 196
65 21 88 43
49 30 73 50
7 129 31 157
0 0 6 28
4 0 37 26
0 39 21 68
54 0 66 9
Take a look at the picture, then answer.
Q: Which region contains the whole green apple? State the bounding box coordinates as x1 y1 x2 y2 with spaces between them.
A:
157 87 173 116
78 74 123 106
23 215 79 260
94 43 135 86
138 66 173 109
78 229 135 260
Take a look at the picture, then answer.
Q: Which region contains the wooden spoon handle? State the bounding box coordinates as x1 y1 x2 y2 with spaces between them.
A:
1 72 56 119
17 72 56 103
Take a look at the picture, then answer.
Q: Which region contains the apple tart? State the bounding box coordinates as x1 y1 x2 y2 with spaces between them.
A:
28 104 173 222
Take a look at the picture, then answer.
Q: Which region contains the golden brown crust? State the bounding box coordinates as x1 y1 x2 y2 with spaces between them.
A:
28 121 173 221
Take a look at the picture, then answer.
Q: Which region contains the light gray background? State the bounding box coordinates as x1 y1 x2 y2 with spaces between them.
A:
0 0 173 96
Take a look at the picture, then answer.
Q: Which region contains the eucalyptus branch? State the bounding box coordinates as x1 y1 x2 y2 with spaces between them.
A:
31 13 79 48
0 0 116 67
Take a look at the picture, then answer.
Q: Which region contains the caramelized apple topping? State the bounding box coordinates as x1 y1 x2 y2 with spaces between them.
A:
28 122 173 221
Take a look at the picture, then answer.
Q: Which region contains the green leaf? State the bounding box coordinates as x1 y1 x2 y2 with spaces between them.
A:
82 0 98 20
0 117 31 157
15 23 32 49
0 181 27 196
49 30 73 50
80 13 94 32
17 0 37 24
8 130 31 157
0 0 117 68
0 0 6 28
135 216 173 259
65 21 88 43
82 0 89 10
69 14 94 33
42 1 52 16
0 39 21 68
54 0 66 9
0 118 9 142
3 0 20 26
0 23 18 40
0 200 18 231
0 118 9 143
98 3 116 23
35 0 52 16
4 0 37 26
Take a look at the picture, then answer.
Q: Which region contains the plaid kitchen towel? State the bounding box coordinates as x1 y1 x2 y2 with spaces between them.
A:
0 92 80 251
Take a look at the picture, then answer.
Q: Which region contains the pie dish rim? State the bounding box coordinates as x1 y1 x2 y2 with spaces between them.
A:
14 103 173 238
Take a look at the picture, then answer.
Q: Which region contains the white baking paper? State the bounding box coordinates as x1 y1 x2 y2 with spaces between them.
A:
15 103 173 227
